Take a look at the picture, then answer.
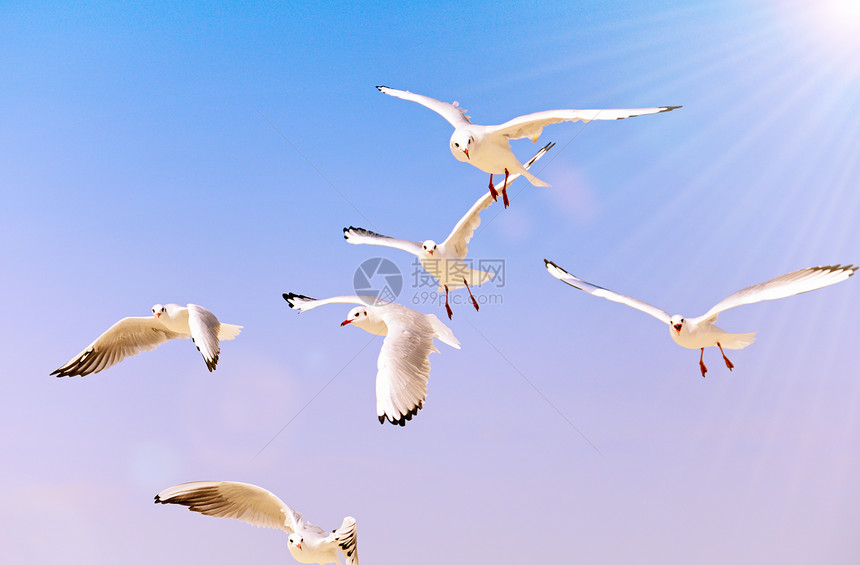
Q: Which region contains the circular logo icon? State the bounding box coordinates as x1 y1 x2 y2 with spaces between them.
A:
353 257 403 305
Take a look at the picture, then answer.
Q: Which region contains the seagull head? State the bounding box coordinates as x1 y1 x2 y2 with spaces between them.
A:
421 240 438 256
151 304 166 318
342 306 370 327
450 130 474 162
288 534 303 551
669 315 685 335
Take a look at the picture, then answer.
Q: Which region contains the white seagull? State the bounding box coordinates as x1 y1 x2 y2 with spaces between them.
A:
283 293 460 426
51 303 242 376
545 260 856 377
345 142 554 319
155 481 358 565
376 85 680 207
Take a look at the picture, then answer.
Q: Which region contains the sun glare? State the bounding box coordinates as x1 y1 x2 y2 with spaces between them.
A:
813 0 860 45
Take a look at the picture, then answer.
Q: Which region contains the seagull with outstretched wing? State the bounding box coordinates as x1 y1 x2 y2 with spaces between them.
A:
155 481 358 565
345 143 553 318
377 85 680 207
51 303 242 376
283 293 459 426
545 260 856 377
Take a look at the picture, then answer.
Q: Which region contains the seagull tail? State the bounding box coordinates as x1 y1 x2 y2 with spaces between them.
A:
427 315 461 350
217 324 243 341
522 169 550 187
719 331 756 350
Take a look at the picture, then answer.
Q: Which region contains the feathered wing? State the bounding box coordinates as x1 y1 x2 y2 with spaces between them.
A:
490 106 681 141
327 516 359 565
155 481 302 534
343 226 423 256
375 313 437 426
51 316 183 377
376 85 472 128
699 264 857 322
441 142 554 258
545 260 672 324
282 294 378 313
187 304 226 372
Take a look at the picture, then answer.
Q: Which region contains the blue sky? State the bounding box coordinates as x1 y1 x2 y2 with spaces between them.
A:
2 1 859 563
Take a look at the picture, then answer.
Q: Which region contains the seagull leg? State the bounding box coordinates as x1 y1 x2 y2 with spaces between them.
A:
463 277 480 311
699 348 708 378
501 168 510 208
717 342 734 371
487 174 499 201
444 285 453 319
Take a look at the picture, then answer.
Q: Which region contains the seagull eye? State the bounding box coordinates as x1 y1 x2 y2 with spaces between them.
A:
454 142 459 148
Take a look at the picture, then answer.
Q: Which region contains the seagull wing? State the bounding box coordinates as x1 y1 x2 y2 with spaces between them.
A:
155 481 302 534
545 260 672 324
490 106 681 141
282 294 380 313
344 226 423 256
187 304 225 372
376 85 472 128
699 264 856 322
375 309 439 426
51 316 183 377
326 516 359 565
441 142 554 258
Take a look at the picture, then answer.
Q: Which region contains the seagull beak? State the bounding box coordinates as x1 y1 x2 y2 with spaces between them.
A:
427 249 434 255
463 148 469 160
341 319 352 327
295 543 302 550
673 324 682 334
155 312 161 318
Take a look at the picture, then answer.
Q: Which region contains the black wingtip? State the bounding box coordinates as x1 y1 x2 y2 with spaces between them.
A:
661 105 683 112
283 292 316 309
375 85 388 91
154 494 163 504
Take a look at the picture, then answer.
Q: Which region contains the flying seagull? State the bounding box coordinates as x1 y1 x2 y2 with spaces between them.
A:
345 142 554 319
545 260 856 377
51 303 242 376
155 481 358 565
376 85 680 207
283 293 460 426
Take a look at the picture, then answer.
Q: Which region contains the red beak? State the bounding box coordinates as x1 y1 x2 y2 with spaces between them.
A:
673 324 682 334
295 543 302 550
427 249 434 255
341 319 352 327
155 312 161 318
463 148 469 159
